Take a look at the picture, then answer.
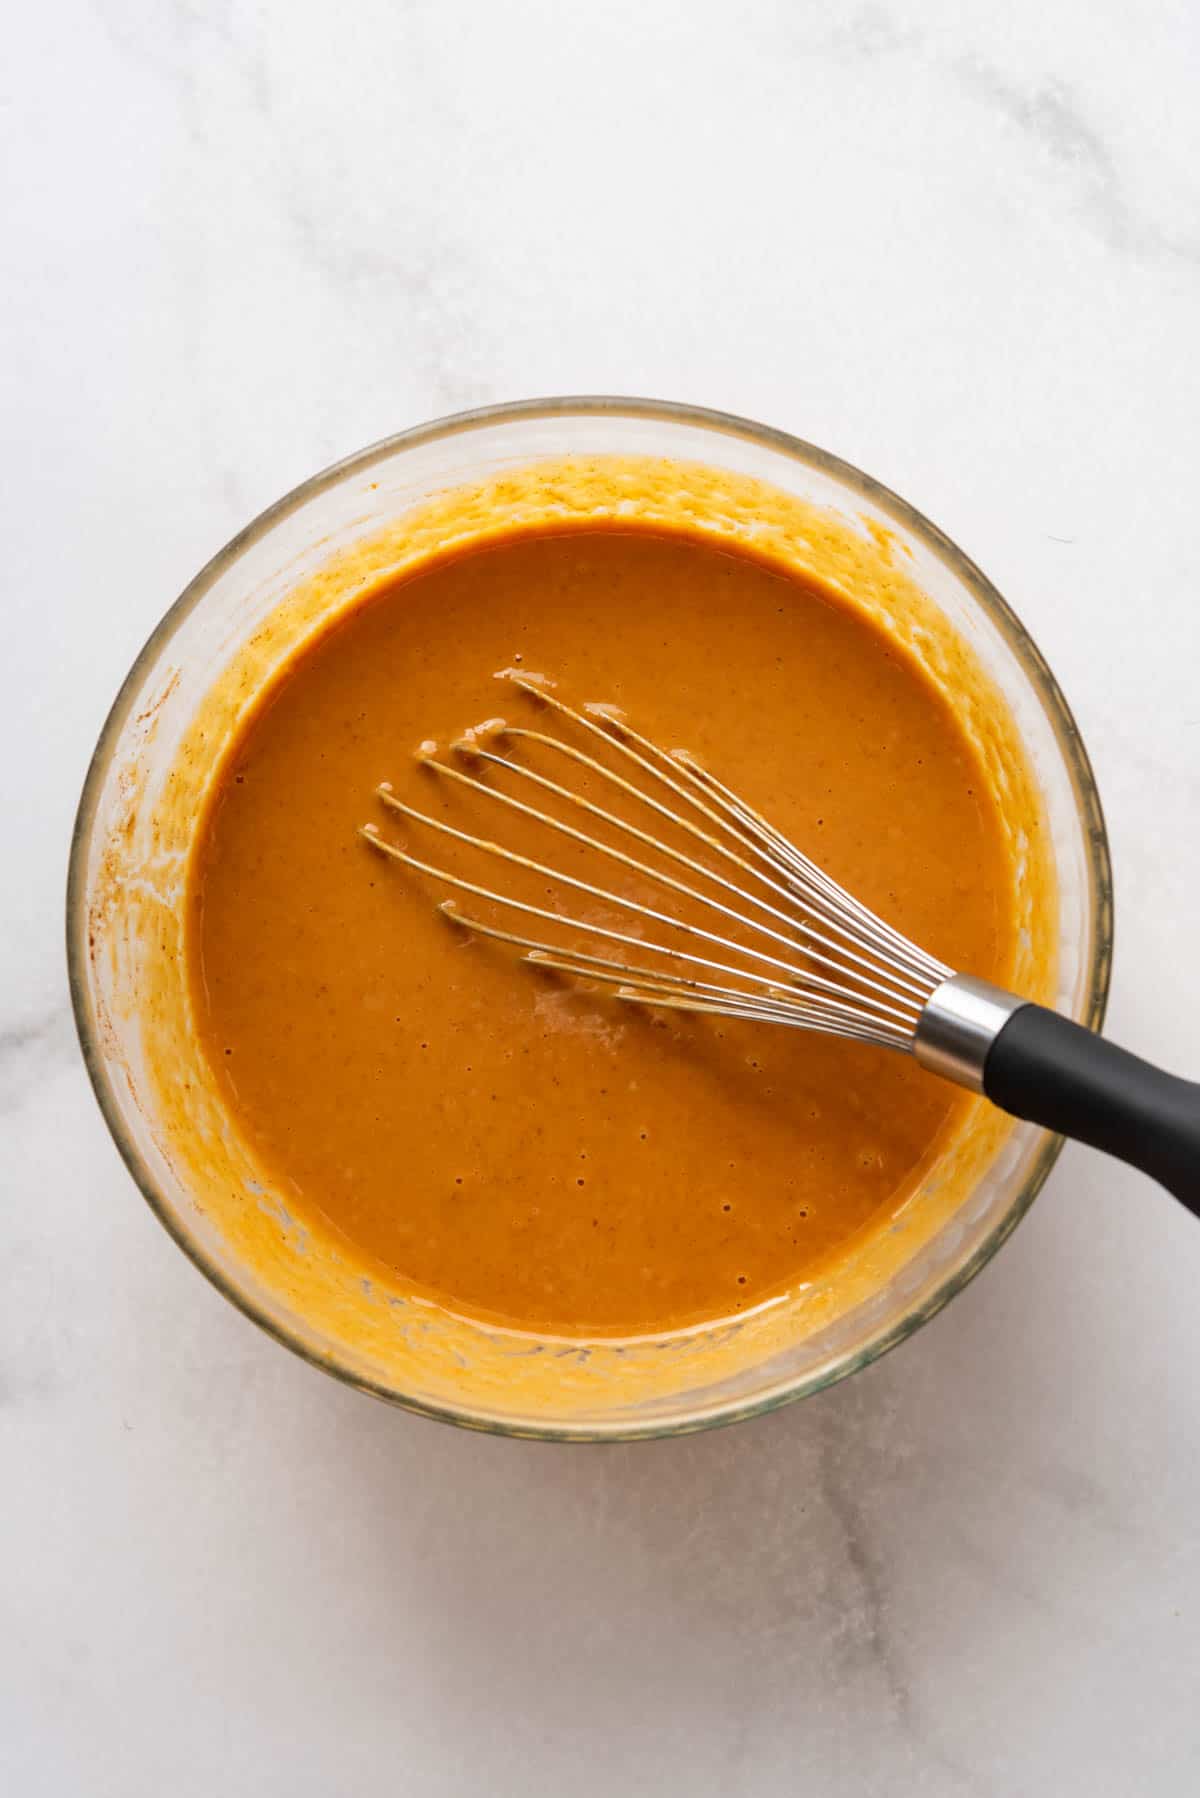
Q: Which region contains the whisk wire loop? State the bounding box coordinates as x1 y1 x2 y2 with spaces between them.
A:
362 676 953 1051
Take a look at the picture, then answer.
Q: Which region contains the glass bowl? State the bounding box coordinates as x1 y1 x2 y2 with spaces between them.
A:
67 398 1112 1439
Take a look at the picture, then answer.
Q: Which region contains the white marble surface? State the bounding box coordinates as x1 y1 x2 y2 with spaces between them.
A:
4 2 1200 1791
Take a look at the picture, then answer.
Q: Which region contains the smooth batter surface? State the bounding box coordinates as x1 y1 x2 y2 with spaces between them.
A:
189 526 1017 1334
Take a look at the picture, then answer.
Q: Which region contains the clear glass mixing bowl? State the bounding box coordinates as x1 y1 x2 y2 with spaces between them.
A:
67 399 1112 1439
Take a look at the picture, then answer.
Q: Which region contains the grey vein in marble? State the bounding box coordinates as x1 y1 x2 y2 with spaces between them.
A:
830 2 923 61
283 200 491 415
782 5 1199 269
814 1395 991 1796
954 61 1200 267
0 1007 79 1119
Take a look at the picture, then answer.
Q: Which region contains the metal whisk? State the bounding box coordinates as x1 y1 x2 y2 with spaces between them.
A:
362 673 1200 1214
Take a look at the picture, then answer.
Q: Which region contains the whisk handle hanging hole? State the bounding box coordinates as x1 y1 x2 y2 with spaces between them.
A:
983 1005 1200 1218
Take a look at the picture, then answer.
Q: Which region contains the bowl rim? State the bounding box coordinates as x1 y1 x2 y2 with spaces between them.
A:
66 395 1114 1440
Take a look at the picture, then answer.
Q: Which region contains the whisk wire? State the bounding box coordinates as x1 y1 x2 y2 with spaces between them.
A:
366 823 908 1041
374 785 918 1018
436 905 915 1046
676 754 949 987
509 681 949 990
411 745 933 1008
363 676 952 1050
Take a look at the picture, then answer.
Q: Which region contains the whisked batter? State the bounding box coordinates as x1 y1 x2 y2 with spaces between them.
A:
188 525 1018 1333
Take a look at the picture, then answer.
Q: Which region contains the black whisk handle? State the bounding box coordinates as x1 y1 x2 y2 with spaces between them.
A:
983 1004 1200 1217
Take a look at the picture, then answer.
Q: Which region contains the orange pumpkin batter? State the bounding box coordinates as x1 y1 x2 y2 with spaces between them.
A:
187 525 1017 1334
